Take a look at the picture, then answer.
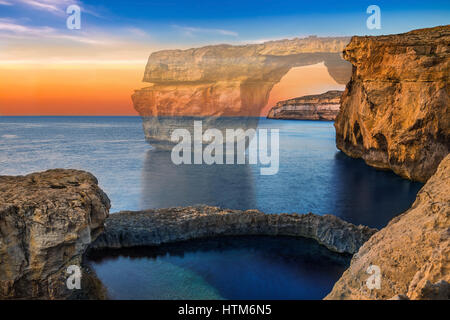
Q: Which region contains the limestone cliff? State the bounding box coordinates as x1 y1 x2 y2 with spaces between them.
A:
267 90 343 120
141 36 351 84
335 26 450 182
0 169 110 299
91 206 376 255
132 36 352 147
325 154 450 300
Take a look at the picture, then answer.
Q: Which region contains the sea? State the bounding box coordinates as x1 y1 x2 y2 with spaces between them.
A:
0 116 423 299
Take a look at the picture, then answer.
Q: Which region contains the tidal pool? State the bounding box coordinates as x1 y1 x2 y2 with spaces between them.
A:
87 236 351 300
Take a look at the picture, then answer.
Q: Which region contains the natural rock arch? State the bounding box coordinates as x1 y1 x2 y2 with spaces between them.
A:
132 36 352 147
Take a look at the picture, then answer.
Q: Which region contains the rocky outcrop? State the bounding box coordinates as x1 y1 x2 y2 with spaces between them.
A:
267 90 343 120
335 25 450 182
132 36 352 148
0 169 110 299
325 154 450 300
141 36 351 84
91 206 376 255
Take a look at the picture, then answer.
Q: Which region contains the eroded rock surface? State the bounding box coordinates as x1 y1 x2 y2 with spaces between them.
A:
91 206 376 255
325 154 450 300
267 90 343 120
132 36 351 148
141 37 351 85
0 169 110 299
335 25 450 182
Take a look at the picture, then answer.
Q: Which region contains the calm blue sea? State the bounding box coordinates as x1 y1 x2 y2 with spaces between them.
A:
0 116 423 299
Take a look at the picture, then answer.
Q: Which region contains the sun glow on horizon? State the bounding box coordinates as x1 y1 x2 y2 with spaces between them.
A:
0 62 146 116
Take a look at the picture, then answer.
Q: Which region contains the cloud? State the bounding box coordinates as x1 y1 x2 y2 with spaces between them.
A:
50 34 113 45
19 0 65 14
0 18 54 35
17 0 100 17
173 25 238 37
0 0 13 6
125 27 149 38
0 19 116 45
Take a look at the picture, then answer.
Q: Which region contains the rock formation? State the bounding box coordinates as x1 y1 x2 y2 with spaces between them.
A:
132 36 352 148
335 25 450 182
0 169 110 299
91 206 376 255
325 154 450 300
267 90 343 120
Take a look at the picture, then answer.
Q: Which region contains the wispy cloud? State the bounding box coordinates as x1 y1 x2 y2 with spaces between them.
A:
50 34 113 45
17 0 99 17
125 27 149 38
0 18 54 35
19 0 65 14
0 0 13 6
173 25 238 37
0 19 116 45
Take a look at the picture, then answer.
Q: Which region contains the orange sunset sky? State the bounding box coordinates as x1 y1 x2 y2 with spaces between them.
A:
1 62 343 116
1 62 146 115
2 1 442 116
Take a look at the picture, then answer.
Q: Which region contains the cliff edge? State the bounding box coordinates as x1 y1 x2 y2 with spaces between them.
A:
325 154 450 300
267 90 343 120
335 25 450 182
0 169 110 299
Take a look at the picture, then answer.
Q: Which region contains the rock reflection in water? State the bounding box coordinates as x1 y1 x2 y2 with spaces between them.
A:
330 152 423 228
140 149 256 210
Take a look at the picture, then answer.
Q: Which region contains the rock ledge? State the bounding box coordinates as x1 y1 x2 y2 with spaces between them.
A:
91 206 377 255
0 169 110 299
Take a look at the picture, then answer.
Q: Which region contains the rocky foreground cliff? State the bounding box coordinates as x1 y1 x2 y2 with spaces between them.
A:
267 90 343 120
335 25 450 182
0 170 110 299
326 154 450 300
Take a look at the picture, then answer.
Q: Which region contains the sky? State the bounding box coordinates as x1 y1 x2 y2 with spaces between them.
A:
0 0 449 115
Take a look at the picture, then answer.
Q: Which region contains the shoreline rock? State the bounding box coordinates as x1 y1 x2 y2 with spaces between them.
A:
334 25 450 182
267 90 343 120
90 206 377 255
0 169 110 299
325 153 450 300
